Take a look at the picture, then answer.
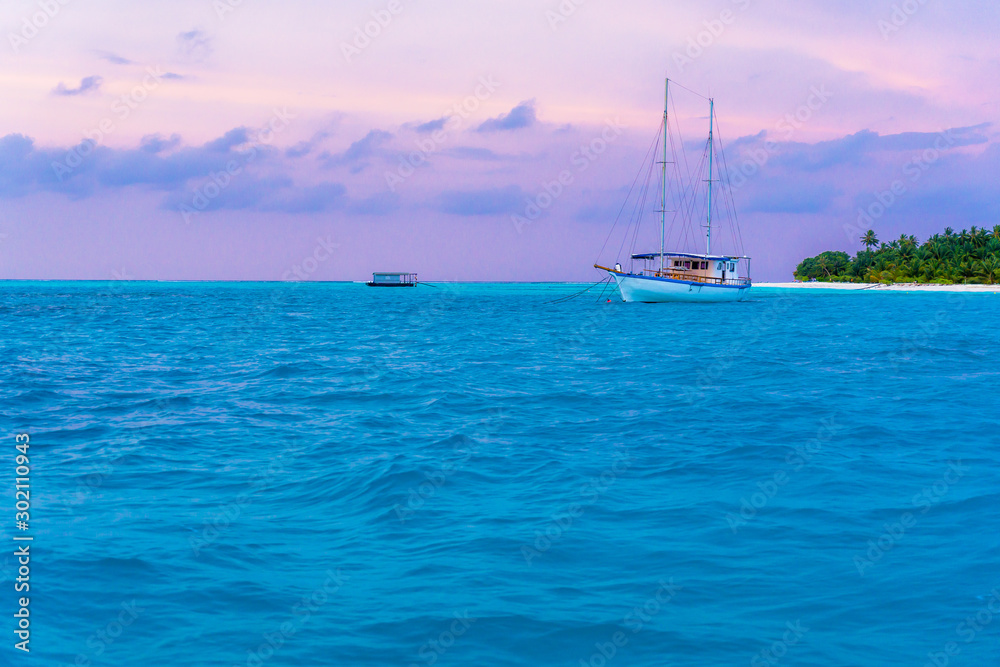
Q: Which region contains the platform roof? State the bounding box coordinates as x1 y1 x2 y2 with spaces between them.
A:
631 252 748 261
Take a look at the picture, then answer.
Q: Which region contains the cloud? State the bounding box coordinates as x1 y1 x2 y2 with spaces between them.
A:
140 134 183 154
177 30 213 61
710 122 1000 268
320 130 393 170
160 176 348 215
727 124 992 177
0 130 258 195
2 113 996 246
95 51 134 65
436 185 525 216
160 174 289 212
851 142 1000 223
0 134 40 197
0 129 359 216
204 128 251 152
441 147 502 161
286 131 330 158
477 100 537 133
52 76 103 96
874 125 990 151
415 118 447 133
744 181 842 214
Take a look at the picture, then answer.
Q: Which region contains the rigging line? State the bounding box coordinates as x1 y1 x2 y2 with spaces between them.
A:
673 96 702 253
682 148 709 252
617 176 644 264
663 171 679 252
667 79 712 102
602 125 662 259
708 119 735 249
669 94 697 247
665 116 689 252
600 124 662 262
723 183 741 256
668 116 699 253
627 156 657 260
684 137 709 238
718 176 736 249
619 134 660 264
664 122 677 251
639 151 661 238
670 93 694 205
712 113 746 256
673 158 695 251
712 117 742 255
718 184 738 255
631 156 659 260
679 134 705 248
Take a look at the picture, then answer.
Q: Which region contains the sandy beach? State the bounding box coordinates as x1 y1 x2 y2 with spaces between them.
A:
758 282 1000 293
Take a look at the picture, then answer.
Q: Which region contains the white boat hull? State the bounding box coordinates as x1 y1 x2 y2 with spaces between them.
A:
611 272 751 303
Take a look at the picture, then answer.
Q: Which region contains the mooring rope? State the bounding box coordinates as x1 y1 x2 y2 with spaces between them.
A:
546 277 615 305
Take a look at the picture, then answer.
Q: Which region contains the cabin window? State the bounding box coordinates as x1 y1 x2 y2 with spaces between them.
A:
717 262 724 270
683 261 691 269
673 260 681 267
701 261 708 270
729 263 735 271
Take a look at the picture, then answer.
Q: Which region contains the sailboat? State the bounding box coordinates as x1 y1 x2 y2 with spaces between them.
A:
595 80 751 303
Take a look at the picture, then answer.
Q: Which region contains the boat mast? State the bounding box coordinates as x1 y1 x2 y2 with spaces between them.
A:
660 79 669 273
706 98 714 257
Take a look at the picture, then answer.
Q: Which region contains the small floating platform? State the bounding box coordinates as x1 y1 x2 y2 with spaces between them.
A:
366 272 417 287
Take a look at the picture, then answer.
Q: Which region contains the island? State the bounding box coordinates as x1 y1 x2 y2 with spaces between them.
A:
793 227 1000 284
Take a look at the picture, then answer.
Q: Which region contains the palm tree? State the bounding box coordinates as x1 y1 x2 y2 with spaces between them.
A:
861 230 879 251
981 257 1000 284
957 261 977 283
923 259 941 283
816 255 833 278
992 225 1000 241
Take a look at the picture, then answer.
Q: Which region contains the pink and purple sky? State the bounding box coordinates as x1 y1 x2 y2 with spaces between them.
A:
1 0 997 281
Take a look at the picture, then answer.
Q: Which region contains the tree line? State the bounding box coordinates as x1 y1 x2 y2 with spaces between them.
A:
794 226 1000 284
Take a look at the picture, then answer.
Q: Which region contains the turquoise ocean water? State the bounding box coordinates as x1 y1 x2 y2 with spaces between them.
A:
2 281 998 666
